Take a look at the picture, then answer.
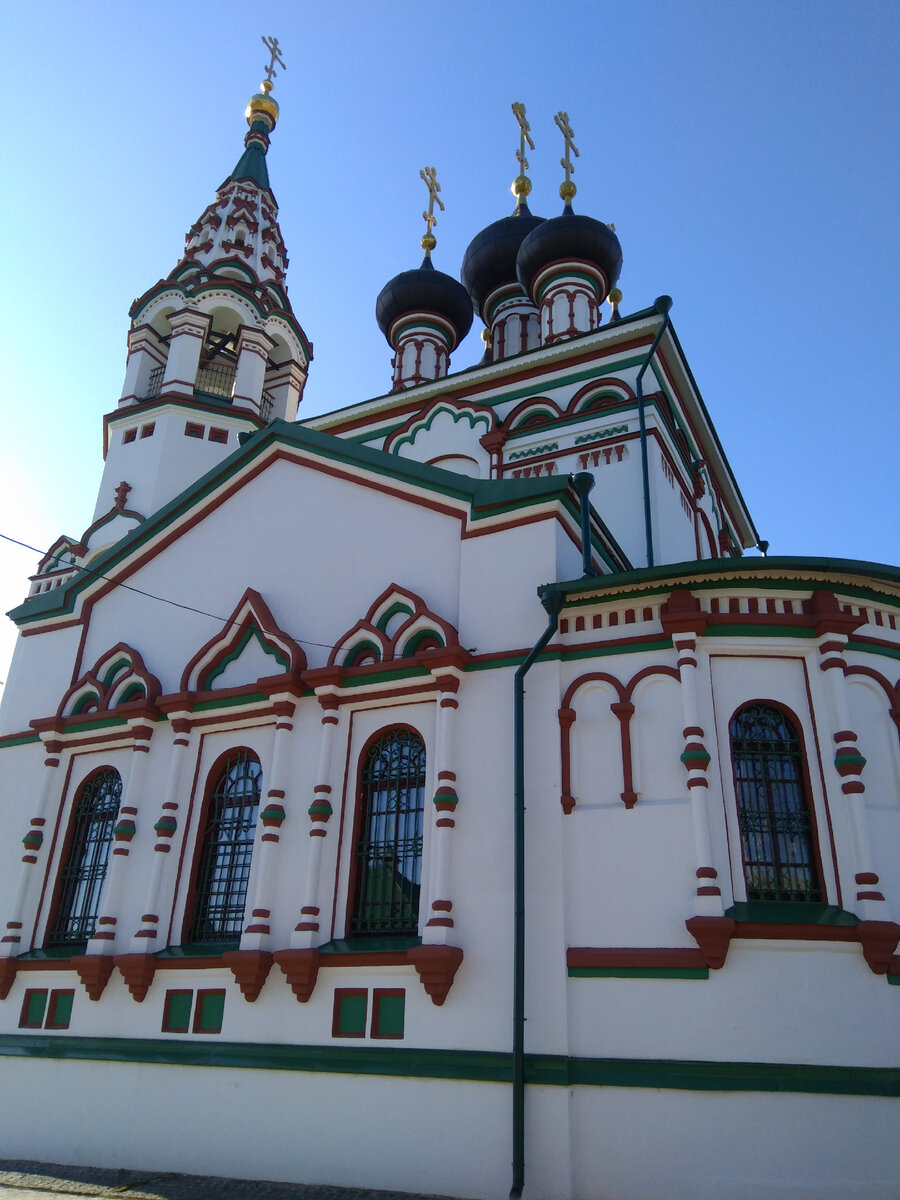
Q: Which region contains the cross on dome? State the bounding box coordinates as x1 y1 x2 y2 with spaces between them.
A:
260 35 286 85
419 166 444 257
554 110 579 201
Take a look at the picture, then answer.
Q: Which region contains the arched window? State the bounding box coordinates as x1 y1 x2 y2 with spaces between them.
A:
47 768 122 947
729 703 821 902
349 728 426 937
188 749 262 944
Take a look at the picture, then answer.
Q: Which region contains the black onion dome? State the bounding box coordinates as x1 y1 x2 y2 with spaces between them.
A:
460 202 546 319
516 206 623 301
376 257 474 348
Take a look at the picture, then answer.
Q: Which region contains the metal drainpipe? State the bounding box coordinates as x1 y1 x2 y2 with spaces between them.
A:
636 295 673 569
510 473 594 1199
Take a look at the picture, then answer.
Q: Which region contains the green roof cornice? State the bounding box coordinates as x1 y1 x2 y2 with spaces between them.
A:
539 555 900 608
8 422 624 627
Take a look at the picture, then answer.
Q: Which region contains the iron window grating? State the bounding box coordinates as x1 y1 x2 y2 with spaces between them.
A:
730 703 821 903
350 728 425 937
47 768 122 946
189 751 262 944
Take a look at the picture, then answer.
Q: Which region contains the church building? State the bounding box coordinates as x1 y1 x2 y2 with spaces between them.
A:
1 48 898 1200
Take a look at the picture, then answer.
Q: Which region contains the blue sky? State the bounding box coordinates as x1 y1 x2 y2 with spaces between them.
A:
1 1 898 697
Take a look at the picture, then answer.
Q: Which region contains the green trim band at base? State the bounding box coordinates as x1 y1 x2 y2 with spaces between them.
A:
568 966 709 980
0 1035 896 1097
320 935 420 955
725 902 857 926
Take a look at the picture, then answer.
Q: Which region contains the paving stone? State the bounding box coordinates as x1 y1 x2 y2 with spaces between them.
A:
0 1161 472 1200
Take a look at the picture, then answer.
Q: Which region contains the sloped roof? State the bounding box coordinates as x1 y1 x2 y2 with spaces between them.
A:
8 421 629 628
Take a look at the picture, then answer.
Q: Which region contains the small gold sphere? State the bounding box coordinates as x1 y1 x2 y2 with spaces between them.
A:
512 174 532 198
609 287 622 304
559 180 577 202
421 232 437 253
481 328 492 345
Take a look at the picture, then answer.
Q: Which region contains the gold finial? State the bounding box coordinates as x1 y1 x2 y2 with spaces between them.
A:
261 35 286 86
419 166 444 256
608 287 622 322
554 111 579 202
247 36 285 126
481 328 491 345
511 102 534 200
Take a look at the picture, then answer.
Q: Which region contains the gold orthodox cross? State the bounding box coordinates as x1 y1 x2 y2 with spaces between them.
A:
554 110 579 193
261 36 286 83
512 102 534 174
419 166 444 253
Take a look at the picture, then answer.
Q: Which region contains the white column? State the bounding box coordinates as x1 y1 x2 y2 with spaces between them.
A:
672 632 725 918
161 309 209 398
263 361 307 422
1 736 66 955
241 698 295 949
817 632 892 920
119 325 167 405
290 691 341 950
88 722 154 953
130 717 193 949
423 672 462 946
232 327 275 415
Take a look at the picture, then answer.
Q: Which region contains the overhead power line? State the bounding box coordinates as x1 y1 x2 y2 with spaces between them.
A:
0 532 336 652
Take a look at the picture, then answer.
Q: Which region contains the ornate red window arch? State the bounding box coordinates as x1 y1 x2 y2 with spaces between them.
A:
348 727 426 937
47 767 122 947
184 748 262 945
729 702 821 903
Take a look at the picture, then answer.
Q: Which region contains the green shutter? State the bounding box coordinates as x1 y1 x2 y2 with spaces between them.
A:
47 990 74 1029
20 989 47 1028
335 991 367 1037
194 990 225 1034
372 991 405 1039
162 990 193 1033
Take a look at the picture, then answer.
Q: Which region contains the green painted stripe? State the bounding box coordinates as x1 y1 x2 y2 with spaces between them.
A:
55 717 128 732
339 666 430 688
846 640 900 662
0 1035 895 1096
0 733 41 749
568 967 709 980
193 692 269 711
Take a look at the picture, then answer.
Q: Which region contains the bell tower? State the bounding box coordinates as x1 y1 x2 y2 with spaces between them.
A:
93 39 312 527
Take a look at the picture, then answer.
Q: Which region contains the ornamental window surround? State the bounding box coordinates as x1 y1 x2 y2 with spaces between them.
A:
46 767 122 948
184 748 262 946
347 727 427 938
728 702 822 904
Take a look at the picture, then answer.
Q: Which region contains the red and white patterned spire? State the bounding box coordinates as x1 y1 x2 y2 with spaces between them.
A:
176 37 289 288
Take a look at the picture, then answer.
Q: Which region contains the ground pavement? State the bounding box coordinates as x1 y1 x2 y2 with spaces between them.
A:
0 1162 475 1200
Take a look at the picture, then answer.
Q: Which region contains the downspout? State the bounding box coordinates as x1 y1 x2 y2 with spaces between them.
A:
510 472 594 1199
636 295 673 569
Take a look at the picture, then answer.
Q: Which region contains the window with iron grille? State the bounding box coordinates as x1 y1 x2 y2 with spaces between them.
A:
188 750 261 944
47 768 121 947
729 703 821 903
349 728 425 936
